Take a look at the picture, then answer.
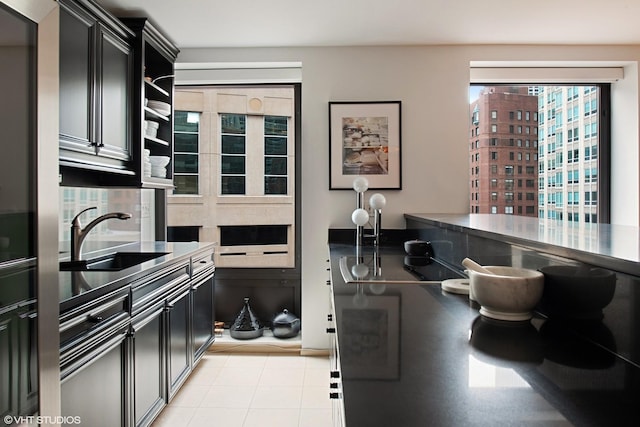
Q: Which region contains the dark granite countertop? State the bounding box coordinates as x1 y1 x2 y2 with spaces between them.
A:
329 243 638 427
59 241 215 313
405 213 640 277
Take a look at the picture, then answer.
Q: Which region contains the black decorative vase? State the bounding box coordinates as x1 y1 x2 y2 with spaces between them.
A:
230 297 263 340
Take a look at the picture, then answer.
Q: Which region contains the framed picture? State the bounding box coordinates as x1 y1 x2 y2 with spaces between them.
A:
329 101 402 190
336 294 400 380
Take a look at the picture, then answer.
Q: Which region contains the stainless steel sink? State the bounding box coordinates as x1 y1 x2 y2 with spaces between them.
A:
60 252 169 271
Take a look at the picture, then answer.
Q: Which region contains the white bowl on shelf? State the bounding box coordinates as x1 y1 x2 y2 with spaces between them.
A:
147 100 171 116
151 167 167 178
144 120 159 130
147 100 170 110
149 156 170 168
145 128 158 139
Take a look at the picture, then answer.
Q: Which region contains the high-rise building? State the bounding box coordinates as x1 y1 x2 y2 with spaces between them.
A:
469 86 539 216
469 85 601 223
537 86 600 223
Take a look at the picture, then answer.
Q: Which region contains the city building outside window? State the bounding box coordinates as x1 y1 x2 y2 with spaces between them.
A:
468 84 609 223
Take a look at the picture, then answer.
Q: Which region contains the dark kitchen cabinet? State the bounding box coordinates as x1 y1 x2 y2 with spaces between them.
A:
60 327 128 427
131 302 165 427
0 263 38 421
120 18 179 189
0 314 14 419
166 285 191 401
58 0 135 184
59 288 130 427
191 272 214 362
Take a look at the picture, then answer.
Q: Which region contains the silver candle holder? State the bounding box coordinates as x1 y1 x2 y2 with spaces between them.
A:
351 177 387 247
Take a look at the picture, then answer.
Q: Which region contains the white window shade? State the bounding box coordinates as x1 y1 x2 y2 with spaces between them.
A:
175 62 302 85
470 66 624 83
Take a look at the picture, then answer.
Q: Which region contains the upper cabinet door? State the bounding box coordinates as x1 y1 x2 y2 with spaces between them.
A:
97 21 132 162
59 3 95 154
58 0 134 183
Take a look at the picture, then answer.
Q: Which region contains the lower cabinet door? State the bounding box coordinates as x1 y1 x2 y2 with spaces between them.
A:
61 329 127 427
132 303 165 427
167 287 191 400
192 274 214 362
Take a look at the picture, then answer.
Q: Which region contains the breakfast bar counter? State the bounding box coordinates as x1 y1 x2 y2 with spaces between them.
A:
328 234 639 426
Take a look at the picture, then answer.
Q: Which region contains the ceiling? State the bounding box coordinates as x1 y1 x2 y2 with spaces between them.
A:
95 0 640 49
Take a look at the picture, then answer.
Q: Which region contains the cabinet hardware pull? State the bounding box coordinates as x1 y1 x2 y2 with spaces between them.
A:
326 328 336 334
327 314 333 321
329 392 340 399
330 383 339 389
330 371 340 378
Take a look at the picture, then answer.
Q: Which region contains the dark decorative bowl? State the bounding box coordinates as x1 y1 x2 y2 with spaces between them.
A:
539 265 616 320
403 240 434 257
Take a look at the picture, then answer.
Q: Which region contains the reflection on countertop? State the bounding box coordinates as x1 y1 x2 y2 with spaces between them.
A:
329 242 639 427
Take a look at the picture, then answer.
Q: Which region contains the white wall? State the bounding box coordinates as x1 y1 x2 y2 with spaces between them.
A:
177 44 640 351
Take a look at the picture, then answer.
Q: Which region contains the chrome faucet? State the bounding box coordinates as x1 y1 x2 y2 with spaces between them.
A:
70 207 132 262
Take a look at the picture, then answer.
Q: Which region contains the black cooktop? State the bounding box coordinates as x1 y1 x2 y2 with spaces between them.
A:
339 254 466 284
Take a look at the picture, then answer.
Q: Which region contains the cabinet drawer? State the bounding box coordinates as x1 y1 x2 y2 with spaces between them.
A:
131 261 190 316
191 249 214 281
59 287 129 365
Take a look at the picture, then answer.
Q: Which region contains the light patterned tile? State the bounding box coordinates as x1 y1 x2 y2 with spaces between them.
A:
303 356 330 370
199 385 255 408
299 408 333 427
303 368 330 387
213 366 264 387
187 407 247 427
150 406 195 427
224 354 269 368
301 386 331 409
265 354 306 370
169 383 211 408
187 363 223 386
198 353 230 367
250 386 303 409
259 368 305 387
243 408 300 427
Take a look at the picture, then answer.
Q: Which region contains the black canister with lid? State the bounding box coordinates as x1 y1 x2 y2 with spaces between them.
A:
271 309 301 339
230 297 263 339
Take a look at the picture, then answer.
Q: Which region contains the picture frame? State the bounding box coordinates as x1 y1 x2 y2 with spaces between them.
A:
329 101 402 190
336 294 400 380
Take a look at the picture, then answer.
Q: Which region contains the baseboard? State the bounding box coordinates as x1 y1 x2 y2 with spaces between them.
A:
207 329 301 354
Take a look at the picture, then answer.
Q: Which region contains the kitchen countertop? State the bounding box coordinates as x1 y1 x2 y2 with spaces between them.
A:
329 243 638 426
405 213 640 276
59 241 215 312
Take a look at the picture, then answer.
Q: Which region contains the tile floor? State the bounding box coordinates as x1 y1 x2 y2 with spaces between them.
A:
151 353 332 427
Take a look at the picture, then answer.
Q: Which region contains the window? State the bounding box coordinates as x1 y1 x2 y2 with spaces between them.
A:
491 124 497 132
505 179 514 190
469 84 609 223
220 113 247 195
264 116 288 195
173 111 200 194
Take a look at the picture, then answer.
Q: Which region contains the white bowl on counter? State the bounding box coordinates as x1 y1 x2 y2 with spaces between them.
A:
469 266 544 321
